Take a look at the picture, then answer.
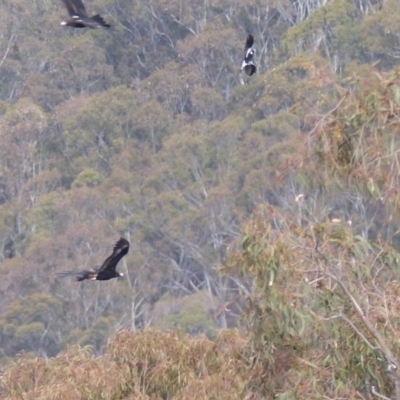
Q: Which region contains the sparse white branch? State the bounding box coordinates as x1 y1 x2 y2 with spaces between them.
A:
371 385 391 400
0 32 14 69
320 270 400 399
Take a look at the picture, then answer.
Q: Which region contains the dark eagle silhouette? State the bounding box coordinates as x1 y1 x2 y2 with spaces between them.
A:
60 0 111 29
241 34 256 76
59 238 129 281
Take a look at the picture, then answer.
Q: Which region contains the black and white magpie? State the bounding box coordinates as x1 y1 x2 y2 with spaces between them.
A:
241 34 257 76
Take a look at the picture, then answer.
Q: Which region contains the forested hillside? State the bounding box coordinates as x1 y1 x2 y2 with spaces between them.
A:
1 0 400 397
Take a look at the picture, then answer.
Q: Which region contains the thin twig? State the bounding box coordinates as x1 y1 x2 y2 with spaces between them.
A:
339 313 379 351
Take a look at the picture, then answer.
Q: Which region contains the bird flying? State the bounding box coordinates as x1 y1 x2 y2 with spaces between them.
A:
241 34 257 76
58 237 129 281
60 0 111 29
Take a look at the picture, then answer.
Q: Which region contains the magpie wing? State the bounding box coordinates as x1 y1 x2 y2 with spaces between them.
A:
244 34 254 52
61 0 88 17
98 238 130 273
244 64 257 76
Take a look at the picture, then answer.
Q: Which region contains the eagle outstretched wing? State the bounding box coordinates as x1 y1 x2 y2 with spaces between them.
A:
98 237 130 274
61 0 88 17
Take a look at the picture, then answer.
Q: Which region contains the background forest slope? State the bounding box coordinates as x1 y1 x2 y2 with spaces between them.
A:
2 0 400 397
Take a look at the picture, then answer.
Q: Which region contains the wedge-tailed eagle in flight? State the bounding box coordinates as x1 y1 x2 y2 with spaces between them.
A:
59 238 129 281
60 0 111 29
241 34 256 76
